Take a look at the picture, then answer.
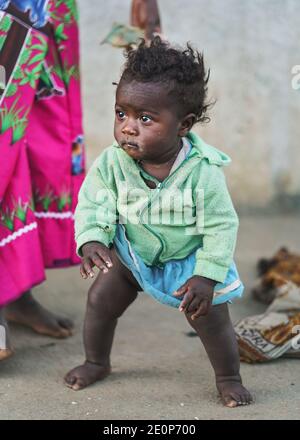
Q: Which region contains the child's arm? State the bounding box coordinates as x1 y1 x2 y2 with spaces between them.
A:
193 162 239 283
74 157 118 277
173 162 239 319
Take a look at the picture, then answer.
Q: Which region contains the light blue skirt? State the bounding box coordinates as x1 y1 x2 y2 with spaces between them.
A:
114 224 244 308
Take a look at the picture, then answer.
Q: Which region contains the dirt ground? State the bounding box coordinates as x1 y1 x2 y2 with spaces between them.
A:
0 215 299 420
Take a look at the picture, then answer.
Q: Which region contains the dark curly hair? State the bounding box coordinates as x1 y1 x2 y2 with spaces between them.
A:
120 37 212 124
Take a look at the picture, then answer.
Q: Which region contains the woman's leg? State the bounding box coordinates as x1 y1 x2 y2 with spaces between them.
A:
185 303 253 407
5 291 73 338
0 12 72 339
64 248 141 390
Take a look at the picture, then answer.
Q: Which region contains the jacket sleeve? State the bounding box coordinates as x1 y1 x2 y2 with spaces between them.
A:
193 162 239 283
74 158 118 256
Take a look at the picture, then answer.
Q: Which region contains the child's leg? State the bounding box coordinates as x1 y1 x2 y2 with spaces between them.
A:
64 247 141 391
185 303 253 407
0 308 14 361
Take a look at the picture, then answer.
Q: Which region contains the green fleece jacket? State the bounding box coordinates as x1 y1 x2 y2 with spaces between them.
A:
75 132 239 283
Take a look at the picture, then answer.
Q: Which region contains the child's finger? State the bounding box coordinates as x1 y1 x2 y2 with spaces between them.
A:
80 265 88 279
179 290 194 312
191 299 211 320
82 259 95 278
185 297 199 313
91 254 109 273
97 250 113 269
173 283 188 298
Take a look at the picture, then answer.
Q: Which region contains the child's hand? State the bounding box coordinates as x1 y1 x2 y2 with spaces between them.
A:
173 276 217 320
80 241 113 279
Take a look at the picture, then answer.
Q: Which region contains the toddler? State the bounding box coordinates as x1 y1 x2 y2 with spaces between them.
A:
65 37 253 407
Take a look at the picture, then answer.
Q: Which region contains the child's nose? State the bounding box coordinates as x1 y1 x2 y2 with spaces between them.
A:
121 120 138 136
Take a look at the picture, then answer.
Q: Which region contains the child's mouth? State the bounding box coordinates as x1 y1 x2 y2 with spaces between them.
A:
121 141 140 150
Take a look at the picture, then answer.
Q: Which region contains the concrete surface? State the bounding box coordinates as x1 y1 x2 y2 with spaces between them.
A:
77 0 300 209
0 215 300 420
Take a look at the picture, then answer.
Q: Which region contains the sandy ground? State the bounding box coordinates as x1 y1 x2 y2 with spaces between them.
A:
0 215 300 420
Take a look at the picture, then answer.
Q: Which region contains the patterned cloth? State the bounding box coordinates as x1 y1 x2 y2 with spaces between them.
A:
0 1 85 306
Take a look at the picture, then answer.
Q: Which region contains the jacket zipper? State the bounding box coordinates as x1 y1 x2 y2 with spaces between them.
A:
139 182 164 266
139 154 197 265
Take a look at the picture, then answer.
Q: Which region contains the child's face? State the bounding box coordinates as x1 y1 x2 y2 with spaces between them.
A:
114 80 188 163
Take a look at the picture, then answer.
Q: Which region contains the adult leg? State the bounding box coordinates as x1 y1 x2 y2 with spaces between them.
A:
185 303 253 407
65 248 141 390
0 11 73 341
5 1 85 339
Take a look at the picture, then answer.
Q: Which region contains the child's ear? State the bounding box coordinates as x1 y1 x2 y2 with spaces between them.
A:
178 113 196 137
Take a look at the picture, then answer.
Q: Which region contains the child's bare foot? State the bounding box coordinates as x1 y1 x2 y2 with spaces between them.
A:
5 291 73 339
64 361 111 390
216 376 254 407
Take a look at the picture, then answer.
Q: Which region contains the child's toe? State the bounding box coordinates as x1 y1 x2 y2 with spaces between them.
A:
223 392 242 408
238 393 247 405
223 395 237 408
245 391 254 404
64 371 76 386
71 378 86 391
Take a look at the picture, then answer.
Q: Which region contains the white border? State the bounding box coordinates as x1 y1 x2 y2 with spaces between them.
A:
34 211 74 219
0 221 37 247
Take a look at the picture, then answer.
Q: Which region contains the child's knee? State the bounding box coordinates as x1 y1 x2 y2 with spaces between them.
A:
87 285 112 315
87 283 129 320
186 303 230 332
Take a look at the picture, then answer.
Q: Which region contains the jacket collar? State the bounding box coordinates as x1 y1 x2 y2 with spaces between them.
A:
186 132 231 167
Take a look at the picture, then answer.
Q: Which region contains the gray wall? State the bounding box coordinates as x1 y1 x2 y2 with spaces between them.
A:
77 0 300 212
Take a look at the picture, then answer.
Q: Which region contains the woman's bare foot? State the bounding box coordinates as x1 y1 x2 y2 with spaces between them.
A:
0 309 14 361
216 376 254 407
64 361 111 391
5 291 73 339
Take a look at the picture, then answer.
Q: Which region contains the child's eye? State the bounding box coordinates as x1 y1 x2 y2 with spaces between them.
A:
140 115 152 123
116 110 126 120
